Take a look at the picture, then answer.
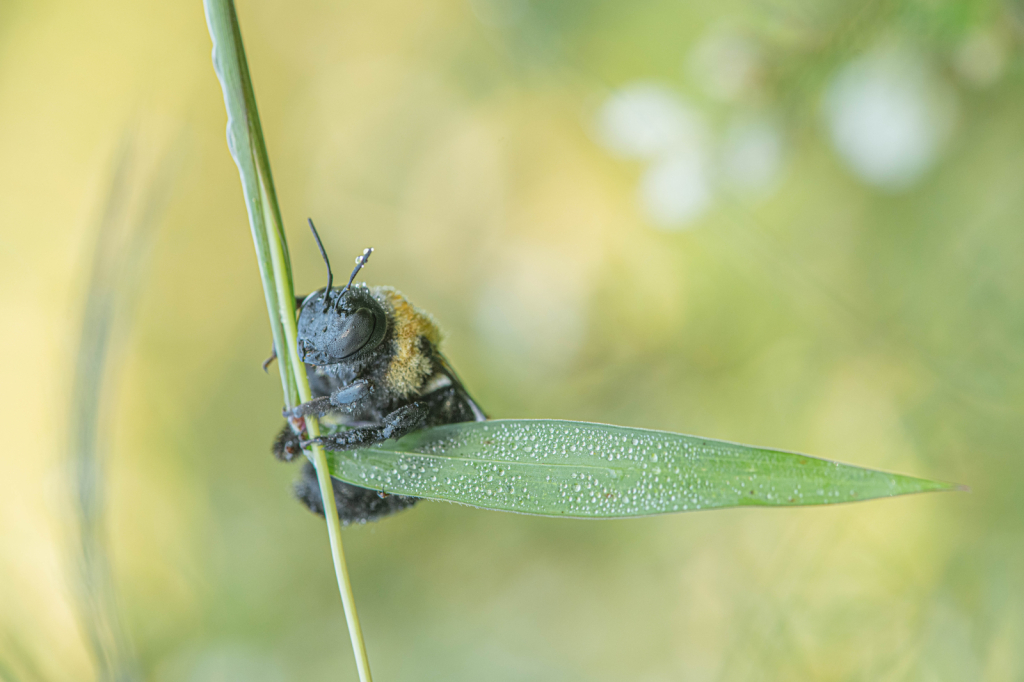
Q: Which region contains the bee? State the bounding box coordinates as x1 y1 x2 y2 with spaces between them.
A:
271 220 486 524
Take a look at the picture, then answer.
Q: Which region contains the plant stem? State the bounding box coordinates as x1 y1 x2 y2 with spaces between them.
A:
203 2 372 679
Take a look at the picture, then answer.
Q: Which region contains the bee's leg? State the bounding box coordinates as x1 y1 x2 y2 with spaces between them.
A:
272 423 303 461
330 380 371 406
283 381 370 419
262 347 277 372
379 402 429 438
293 460 419 523
304 402 429 451
283 396 333 418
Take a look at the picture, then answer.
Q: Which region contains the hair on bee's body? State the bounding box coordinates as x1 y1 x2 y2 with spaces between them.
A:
305 285 442 399
272 221 486 525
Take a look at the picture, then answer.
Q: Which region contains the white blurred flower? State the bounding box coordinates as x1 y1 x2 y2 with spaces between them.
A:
824 46 957 190
595 82 713 229
687 28 762 102
595 82 706 160
719 116 784 195
639 149 712 229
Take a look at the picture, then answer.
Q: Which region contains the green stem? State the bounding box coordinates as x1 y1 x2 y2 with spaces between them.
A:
202 2 372 679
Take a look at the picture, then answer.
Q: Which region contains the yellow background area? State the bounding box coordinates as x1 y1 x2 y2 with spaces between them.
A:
0 0 1020 680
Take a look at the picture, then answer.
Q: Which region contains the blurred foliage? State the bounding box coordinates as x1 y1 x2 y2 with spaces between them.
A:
0 0 1022 680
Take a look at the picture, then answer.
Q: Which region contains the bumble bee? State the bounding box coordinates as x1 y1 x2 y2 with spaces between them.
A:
271 220 486 524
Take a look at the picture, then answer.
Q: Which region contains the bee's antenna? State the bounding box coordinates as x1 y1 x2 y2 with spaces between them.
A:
307 218 333 308
344 248 373 293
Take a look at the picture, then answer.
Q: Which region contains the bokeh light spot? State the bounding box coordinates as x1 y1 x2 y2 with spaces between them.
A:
824 46 957 190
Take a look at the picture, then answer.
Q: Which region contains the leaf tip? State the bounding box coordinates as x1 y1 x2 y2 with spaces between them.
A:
911 477 968 495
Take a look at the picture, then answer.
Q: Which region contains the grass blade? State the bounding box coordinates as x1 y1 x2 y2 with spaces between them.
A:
329 420 958 517
202 2 372 679
69 130 178 682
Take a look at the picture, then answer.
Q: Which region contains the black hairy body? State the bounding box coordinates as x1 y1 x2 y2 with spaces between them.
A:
273 276 486 525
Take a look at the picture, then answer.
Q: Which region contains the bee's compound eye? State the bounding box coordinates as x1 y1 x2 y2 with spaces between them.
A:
326 307 377 360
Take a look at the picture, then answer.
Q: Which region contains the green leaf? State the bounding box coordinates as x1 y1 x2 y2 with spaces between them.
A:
327 420 958 517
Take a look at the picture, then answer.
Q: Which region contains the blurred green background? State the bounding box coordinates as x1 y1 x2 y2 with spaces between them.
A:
1 0 1021 679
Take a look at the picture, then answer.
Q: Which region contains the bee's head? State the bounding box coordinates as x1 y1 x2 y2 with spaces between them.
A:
296 221 387 366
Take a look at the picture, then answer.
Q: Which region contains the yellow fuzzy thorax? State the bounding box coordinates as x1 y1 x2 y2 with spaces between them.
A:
373 286 442 397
